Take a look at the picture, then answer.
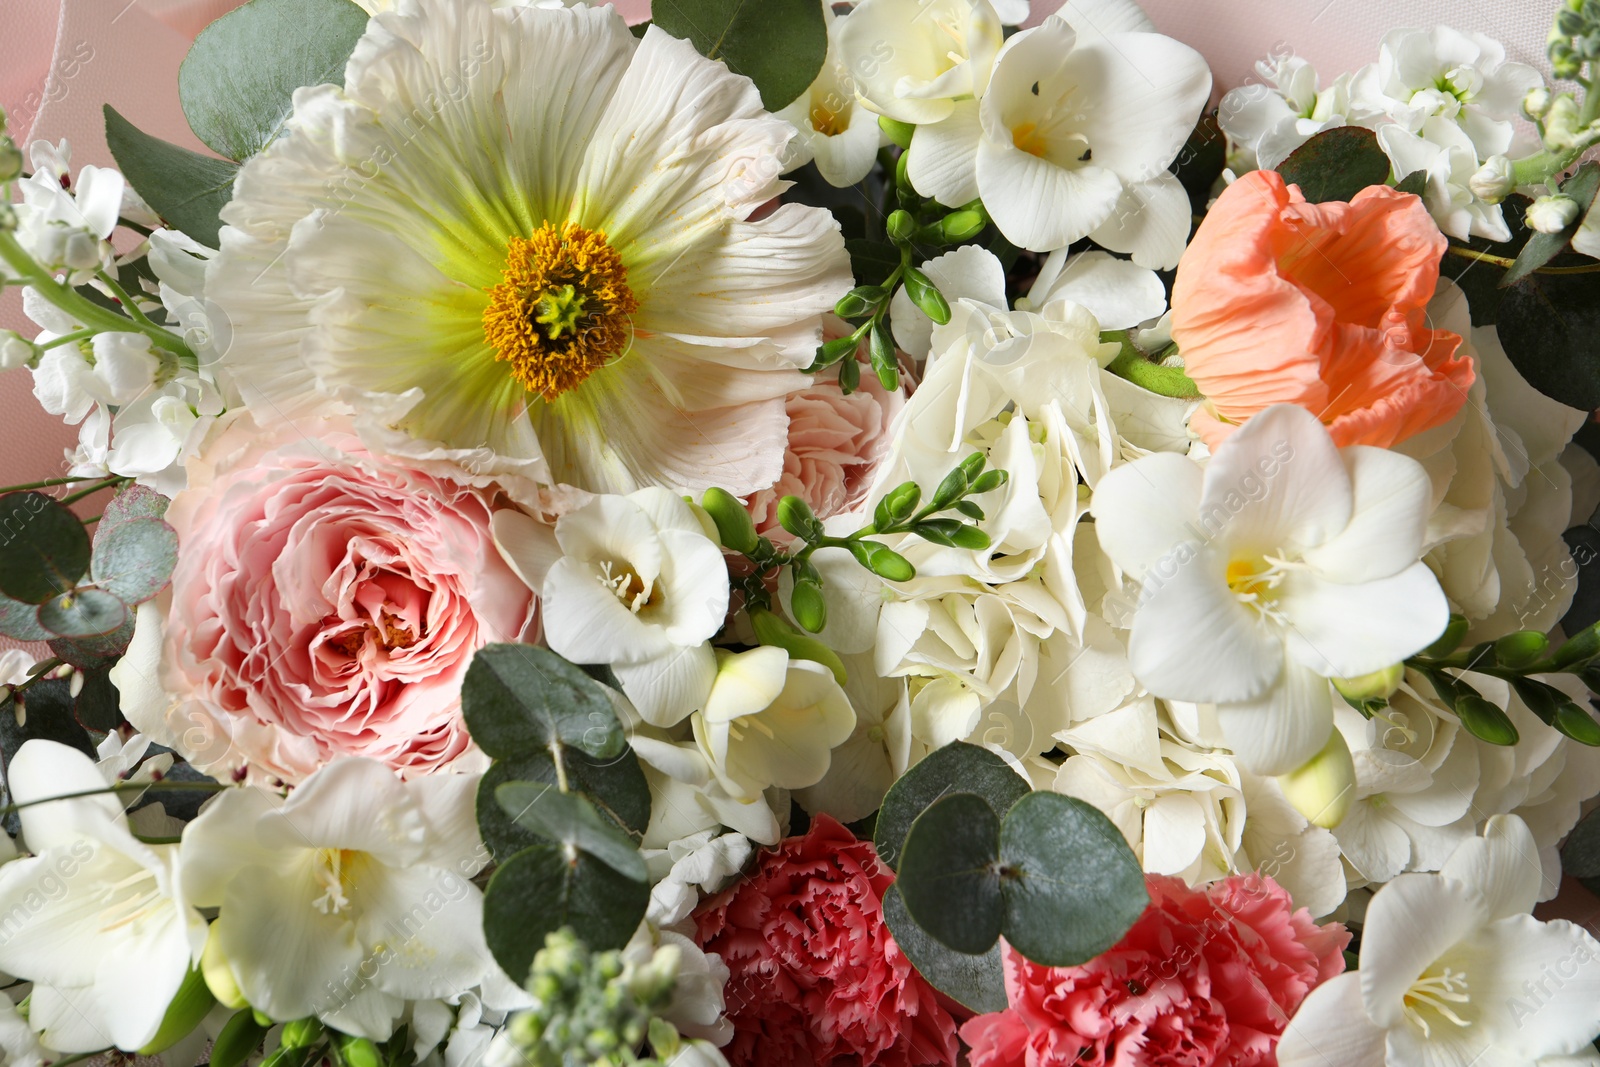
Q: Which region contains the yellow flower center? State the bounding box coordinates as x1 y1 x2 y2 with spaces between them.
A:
810 100 846 136
482 222 638 401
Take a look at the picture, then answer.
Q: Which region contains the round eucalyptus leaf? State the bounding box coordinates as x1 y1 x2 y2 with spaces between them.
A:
495 781 646 881
0 492 90 605
92 516 179 606
37 589 128 639
461 644 625 761
875 741 1030 871
895 792 1003 956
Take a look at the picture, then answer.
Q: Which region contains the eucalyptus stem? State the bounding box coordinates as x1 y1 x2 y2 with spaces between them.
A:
0 474 111 493
1445 245 1600 273
94 270 161 332
0 231 194 362
58 476 126 506
0 779 233 817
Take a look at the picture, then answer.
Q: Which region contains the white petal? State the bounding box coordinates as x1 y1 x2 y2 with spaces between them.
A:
1026 250 1166 329
906 99 983 207
1129 542 1283 704
490 509 561 595
1276 973 1387 1067
891 244 1008 357
1215 658 1333 775
261 759 425 867
702 646 789 724
1279 563 1449 678
1301 446 1435 584
1359 872 1488 1030
9 739 126 849
178 784 283 908
350 863 492 1002
1070 33 1211 182
1202 404 1352 555
1086 172 1193 270
1464 915 1600 1055
1090 451 1204 579
615 643 719 728
1141 793 1206 874
976 138 1123 252
1438 814 1543 922
1049 0 1154 41
219 864 365 1022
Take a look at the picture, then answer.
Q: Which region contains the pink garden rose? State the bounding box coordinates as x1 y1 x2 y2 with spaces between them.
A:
745 352 904 538
961 874 1348 1067
119 412 535 785
693 815 959 1067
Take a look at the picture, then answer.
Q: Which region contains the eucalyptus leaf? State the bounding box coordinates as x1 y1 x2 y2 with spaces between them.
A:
74 667 124 733
996 791 1148 967
1495 269 1600 410
1564 806 1600 878
1275 126 1392 203
652 0 827 111
0 594 50 642
495 781 647 881
91 516 179 606
179 0 370 161
874 741 1030 872
460 644 625 762
895 792 1004 955
37 589 127 639
48 615 137 669
97 484 170 543
477 749 650 863
482 843 649 984
104 106 240 248
880 884 1007 1014
0 492 90 605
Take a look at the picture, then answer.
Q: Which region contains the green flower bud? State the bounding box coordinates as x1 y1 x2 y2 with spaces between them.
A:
1552 621 1600 669
869 319 899 391
836 285 889 320
0 137 22 185
749 607 847 684
210 1010 272 1067
1275 728 1356 829
1555 701 1600 745
1418 614 1469 659
879 116 915 149
701 486 759 554
968 469 1008 495
337 1035 382 1067
886 209 917 242
1332 664 1404 703
809 332 863 372
873 480 921 530
1455 694 1520 746
1493 630 1550 669
848 538 916 582
939 206 988 242
280 1017 324 1050
776 495 821 542
790 578 827 634
901 269 951 324
138 966 217 1055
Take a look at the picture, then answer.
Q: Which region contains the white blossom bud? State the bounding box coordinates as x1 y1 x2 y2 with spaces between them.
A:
0 331 34 371
1525 87 1555 120
1275 727 1356 830
1528 194 1584 233
1469 155 1515 202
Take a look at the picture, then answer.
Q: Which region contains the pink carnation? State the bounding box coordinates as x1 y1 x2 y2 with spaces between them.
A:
144 413 536 785
961 874 1348 1067
746 355 903 537
693 815 959 1067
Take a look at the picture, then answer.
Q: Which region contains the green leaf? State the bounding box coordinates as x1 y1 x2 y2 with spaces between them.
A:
37 589 127 639
652 0 827 111
1504 162 1600 286
875 740 1030 871
104 106 240 247
996 791 1148 967
1275 126 1393 204
482 843 649 984
48 616 137 670
179 0 370 161
496 781 647 881
1393 169 1429 196
74 666 125 733
1563 806 1600 877
91 516 179 606
477 749 650 862
0 492 90 604
846 239 900 288
1552 621 1600 670
896 792 1004 955
1171 109 1226 213
880 884 1007 1014
210 1010 271 1067
96 484 170 542
460 644 625 762
0 594 50 641
1496 270 1600 410
1418 614 1470 659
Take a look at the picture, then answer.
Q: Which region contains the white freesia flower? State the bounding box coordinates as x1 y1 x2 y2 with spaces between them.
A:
1218 54 1361 170
1331 674 1479 886
1278 815 1600 1067
835 0 1003 126
209 0 849 498
631 735 784 848
904 5 1210 261
1092 403 1449 775
793 653 912 823
180 759 500 1038
1398 282 1589 640
777 4 885 187
691 646 856 802
494 489 728 727
0 740 206 1053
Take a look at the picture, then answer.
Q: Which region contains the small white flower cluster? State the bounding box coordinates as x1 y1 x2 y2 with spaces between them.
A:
1219 27 1542 241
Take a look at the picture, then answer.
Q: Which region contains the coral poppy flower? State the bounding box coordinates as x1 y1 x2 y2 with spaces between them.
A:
1171 169 1472 449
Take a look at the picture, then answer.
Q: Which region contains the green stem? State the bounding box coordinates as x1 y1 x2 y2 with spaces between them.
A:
0 779 233 817
58 476 125 505
95 270 161 332
1445 244 1600 274
37 329 92 351
0 231 194 362
0 474 110 493
1581 72 1600 128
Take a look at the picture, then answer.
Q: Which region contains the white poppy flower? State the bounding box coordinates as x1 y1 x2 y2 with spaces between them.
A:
777 4 887 187
904 8 1209 260
0 740 206 1054
494 488 729 727
690 646 856 802
208 0 850 498
835 0 1004 126
1092 403 1449 775
179 759 500 1038
1278 816 1600 1067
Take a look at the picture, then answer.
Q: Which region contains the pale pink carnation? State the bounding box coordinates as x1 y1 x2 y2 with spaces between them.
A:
961 874 1348 1067
146 412 535 784
746 356 903 537
693 815 959 1067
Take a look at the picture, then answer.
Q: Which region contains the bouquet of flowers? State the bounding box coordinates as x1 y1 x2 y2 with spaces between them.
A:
7 0 1600 1062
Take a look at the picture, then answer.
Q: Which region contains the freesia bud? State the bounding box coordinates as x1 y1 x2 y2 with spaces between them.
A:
1528 194 1582 233
1333 663 1404 703
0 331 34 370
1468 155 1515 202
202 922 250 1010
878 115 914 149
1275 728 1355 829
1525 86 1555 119
138 966 217 1055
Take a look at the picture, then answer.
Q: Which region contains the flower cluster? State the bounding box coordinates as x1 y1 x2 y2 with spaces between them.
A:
2 0 1600 1066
